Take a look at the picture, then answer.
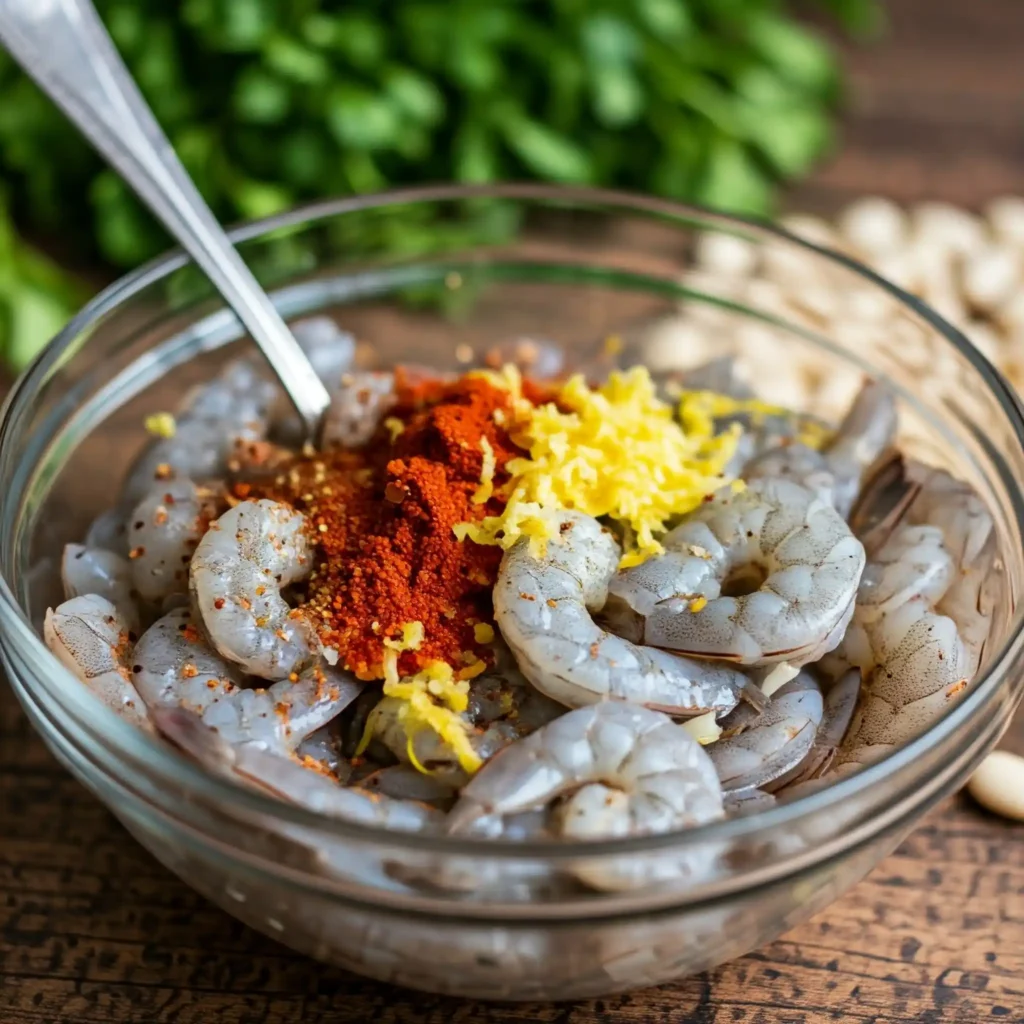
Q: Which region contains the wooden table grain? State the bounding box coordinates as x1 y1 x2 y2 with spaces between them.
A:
4 1 1024 1020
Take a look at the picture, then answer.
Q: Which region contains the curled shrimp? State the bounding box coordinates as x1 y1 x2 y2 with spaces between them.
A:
366 655 565 784
132 608 359 753
127 479 223 603
189 499 320 679
493 510 757 716
321 371 397 449
744 380 897 518
707 672 824 792
607 478 866 668
447 701 724 891
122 360 277 505
155 707 440 834
828 460 998 774
44 594 151 730
61 544 139 632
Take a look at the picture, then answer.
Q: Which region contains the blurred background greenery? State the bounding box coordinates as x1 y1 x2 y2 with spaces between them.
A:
0 0 880 370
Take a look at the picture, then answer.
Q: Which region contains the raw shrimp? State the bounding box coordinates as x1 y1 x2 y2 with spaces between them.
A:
44 595 150 730
132 608 360 753
447 701 723 838
127 479 223 603
84 508 128 554
189 499 320 679
295 726 349 781
154 707 440 833
121 360 277 505
61 544 138 631
831 523 977 774
707 673 824 792
773 669 860 788
493 510 758 716
366 658 565 783
744 380 897 518
447 702 724 891
320 371 397 449
607 478 866 668
291 316 357 389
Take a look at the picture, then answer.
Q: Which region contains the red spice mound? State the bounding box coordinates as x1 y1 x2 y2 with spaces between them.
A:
254 372 521 679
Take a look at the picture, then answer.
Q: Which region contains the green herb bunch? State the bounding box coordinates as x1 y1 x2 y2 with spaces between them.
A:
0 0 878 369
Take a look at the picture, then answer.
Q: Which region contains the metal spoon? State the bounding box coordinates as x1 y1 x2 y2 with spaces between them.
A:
0 0 331 440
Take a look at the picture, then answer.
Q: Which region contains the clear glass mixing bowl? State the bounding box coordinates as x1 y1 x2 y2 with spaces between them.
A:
2 185 1024 1000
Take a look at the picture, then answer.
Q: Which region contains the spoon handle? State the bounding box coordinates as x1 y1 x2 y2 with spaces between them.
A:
0 0 331 438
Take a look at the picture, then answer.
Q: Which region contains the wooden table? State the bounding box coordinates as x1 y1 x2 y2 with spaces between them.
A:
4 1 1024 1020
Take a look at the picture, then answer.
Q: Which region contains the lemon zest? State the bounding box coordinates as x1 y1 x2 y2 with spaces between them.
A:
383 416 405 442
383 621 424 651
457 366 740 564
473 622 496 644
689 596 708 613
678 390 832 452
144 412 176 438
472 436 496 505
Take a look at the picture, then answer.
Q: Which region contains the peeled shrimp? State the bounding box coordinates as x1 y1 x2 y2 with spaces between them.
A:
127 479 222 603
61 544 138 631
447 701 723 890
707 672 824 792
744 380 897 518
155 707 440 833
448 701 722 839
44 595 150 730
320 371 396 449
607 478 865 668
367 657 565 783
493 510 757 716
189 499 320 679
831 523 976 774
122 360 277 505
829 461 998 773
132 608 359 753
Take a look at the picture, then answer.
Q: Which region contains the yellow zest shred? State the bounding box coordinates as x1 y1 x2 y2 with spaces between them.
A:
383 416 405 442
457 365 741 564
678 390 832 452
471 436 496 505
682 711 722 746
144 412 176 438
383 620 424 651
473 622 496 644
356 620 481 775
689 596 708 613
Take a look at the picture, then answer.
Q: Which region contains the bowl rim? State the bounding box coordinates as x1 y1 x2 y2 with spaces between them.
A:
3 181 1024 868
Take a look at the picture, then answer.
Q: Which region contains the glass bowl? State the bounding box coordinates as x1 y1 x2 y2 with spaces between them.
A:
2 185 1023 1001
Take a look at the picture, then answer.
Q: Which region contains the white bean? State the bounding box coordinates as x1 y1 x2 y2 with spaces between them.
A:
695 232 758 278
986 196 1024 246
912 202 985 256
961 244 1022 314
966 750 1024 822
838 196 909 256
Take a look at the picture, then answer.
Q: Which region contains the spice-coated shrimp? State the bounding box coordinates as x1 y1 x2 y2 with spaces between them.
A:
61 544 139 632
44 594 151 730
127 479 223 603
493 510 758 716
155 707 440 833
320 371 397 449
132 607 359 753
606 477 865 668
189 499 321 679
122 360 278 506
